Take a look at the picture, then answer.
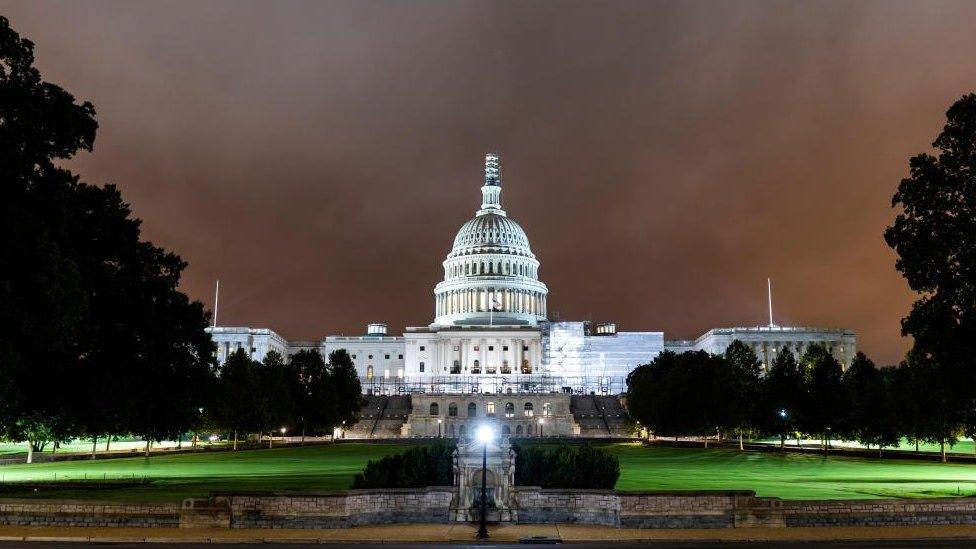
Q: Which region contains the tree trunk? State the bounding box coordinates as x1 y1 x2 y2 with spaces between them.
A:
105 438 111 452
879 445 883 459
941 440 947 463
780 434 785 449
26 439 34 464
796 435 801 447
739 432 744 451
915 440 919 453
233 431 238 451
268 433 273 449
177 437 182 450
145 438 151 458
301 424 306 446
703 435 708 449
91 437 97 459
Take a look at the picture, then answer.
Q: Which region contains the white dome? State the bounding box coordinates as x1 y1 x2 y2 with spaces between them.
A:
449 213 534 259
433 154 548 327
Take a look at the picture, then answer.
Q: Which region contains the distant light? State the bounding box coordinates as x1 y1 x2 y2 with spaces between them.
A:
476 424 494 444
538 418 545 425
280 427 287 435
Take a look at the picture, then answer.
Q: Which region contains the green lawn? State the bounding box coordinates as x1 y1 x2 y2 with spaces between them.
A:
605 443 976 500
3 441 976 502
0 443 407 502
0 440 184 457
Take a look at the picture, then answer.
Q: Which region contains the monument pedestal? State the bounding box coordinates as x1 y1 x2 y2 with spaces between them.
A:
449 431 517 523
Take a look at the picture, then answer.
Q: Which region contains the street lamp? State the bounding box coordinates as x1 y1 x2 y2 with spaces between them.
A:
475 424 494 539
437 419 443 438
538 418 545 438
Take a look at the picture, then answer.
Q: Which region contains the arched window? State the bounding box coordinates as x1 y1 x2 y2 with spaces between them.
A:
452 360 461 374
459 424 467 438
505 402 515 418
502 425 511 436
366 365 374 380
449 424 455 437
515 424 523 436
501 360 511 374
543 402 552 417
430 403 439 416
487 401 495 416
527 423 534 435
472 359 481 374
448 402 458 417
522 360 532 374
467 402 477 417
524 402 534 417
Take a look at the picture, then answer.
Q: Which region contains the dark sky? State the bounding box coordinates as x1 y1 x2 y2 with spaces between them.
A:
5 1 976 364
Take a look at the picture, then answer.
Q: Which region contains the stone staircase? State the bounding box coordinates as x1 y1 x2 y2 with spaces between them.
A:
346 395 411 439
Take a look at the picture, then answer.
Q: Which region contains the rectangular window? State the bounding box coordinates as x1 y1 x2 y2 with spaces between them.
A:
453 345 459 351
489 346 494 351
385 354 390 359
503 345 509 351
523 346 529 351
352 354 357 359
398 354 403 359
419 362 425 372
474 345 479 351
420 346 425 351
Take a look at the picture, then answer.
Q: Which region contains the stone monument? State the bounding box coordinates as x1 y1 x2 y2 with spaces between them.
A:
449 425 517 523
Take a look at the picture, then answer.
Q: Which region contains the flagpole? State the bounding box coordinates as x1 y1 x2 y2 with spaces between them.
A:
213 279 220 328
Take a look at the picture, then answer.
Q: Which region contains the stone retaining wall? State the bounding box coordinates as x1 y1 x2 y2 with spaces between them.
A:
223 488 455 529
515 488 619 525
781 498 976 527
6 491 976 529
0 499 180 527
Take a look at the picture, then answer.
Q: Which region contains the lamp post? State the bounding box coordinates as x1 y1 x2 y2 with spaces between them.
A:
475 425 493 539
437 419 443 438
538 418 545 438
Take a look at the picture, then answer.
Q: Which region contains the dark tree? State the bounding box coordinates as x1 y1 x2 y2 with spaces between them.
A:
724 340 763 450
258 350 297 446
326 350 365 434
841 352 899 454
214 349 266 450
288 349 330 440
0 17 215 461
799 344 847 455
885 94 976 443
761 348 804 448
898 347 962 462
626 350 731 446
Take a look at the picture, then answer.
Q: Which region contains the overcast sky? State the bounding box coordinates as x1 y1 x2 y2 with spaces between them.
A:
5 0 976 364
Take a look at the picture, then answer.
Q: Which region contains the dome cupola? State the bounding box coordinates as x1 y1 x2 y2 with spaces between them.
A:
433 154 548 326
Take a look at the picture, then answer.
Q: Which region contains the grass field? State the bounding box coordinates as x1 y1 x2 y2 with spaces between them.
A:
3 442 976 502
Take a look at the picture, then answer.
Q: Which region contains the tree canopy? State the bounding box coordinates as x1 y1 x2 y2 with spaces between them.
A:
0 16 215 461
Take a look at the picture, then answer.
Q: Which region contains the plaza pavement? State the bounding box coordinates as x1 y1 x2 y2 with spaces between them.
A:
1 523 976 544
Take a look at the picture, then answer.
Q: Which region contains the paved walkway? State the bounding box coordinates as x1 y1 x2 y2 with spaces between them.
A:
1 524 976 544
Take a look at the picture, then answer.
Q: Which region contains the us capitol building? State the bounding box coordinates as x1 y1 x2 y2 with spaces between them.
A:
208 155 856 400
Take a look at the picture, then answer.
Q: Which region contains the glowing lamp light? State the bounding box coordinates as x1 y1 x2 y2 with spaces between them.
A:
476 424 494 444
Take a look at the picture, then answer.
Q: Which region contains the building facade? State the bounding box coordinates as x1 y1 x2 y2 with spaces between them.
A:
206 154 857 395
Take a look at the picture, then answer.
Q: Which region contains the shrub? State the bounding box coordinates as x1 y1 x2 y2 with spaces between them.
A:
512 442 619 489
351 440 456 489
